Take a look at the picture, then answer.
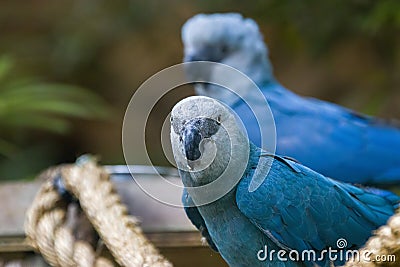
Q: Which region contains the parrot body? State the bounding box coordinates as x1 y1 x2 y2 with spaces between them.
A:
182 13 400 185
170 96 400 266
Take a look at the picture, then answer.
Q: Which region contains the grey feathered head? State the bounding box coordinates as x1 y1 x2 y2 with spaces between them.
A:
170 96 250 189
182 13 273 87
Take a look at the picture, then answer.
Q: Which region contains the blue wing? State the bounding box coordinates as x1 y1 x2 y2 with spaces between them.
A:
236 151 399 262
182 188 219 251
230 82 400 185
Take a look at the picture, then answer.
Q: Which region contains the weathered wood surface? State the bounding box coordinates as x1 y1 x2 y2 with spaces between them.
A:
0 248 227 267
0 166 229 266
0 169 198 251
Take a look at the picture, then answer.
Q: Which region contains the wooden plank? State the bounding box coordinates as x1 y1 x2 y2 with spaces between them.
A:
0 182 40 236
0 232 206 252
0 247 229 267
0 236 30 252
0 166 205 252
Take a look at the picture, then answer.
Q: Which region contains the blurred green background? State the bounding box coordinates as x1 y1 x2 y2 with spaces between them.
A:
0 0 399 180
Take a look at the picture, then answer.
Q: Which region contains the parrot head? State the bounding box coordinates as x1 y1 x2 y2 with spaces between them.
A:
181 12 273 94
170 96 249 186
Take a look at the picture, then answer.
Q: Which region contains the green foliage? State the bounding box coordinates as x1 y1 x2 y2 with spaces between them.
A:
0 1 398 175
0 55 111 177
360 0 400 33
261 0 400 54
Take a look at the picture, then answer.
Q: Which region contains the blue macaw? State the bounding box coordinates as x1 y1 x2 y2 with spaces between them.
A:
182 188 219 251
170 96 400 267
181 13 400 186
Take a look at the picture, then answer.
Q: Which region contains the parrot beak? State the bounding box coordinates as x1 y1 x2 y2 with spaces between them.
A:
180 118 221 164
184 49 209 62
182 123 203 162
184 53 202 62
184 46 223 63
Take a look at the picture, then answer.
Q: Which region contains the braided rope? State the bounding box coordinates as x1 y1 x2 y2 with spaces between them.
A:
23 160 400 267
25 161 173 267
344 211 400 266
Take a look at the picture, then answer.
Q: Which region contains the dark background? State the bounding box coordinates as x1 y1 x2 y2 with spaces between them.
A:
0 0 399 180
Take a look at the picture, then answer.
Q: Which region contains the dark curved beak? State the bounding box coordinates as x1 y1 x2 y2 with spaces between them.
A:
184 53 203 62
184 47 215 62
181 118 220 162
182 124 202 161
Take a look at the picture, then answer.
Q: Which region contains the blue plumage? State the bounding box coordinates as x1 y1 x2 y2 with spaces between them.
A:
170 96 400 266
182 188 219 251
237 144 399 266
182 13 400 186
232 85 400 185
179 169 303 267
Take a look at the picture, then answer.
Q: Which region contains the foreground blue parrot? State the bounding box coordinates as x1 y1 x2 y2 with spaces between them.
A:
170 96 400 267
181 13 400 186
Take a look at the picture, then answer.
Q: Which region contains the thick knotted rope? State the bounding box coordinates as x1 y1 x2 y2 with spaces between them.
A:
23 158 400 267
25 160 173 267
344 212 400 266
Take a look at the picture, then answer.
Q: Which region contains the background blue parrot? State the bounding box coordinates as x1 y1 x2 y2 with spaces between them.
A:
171 96 400 267
181 13 400 186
